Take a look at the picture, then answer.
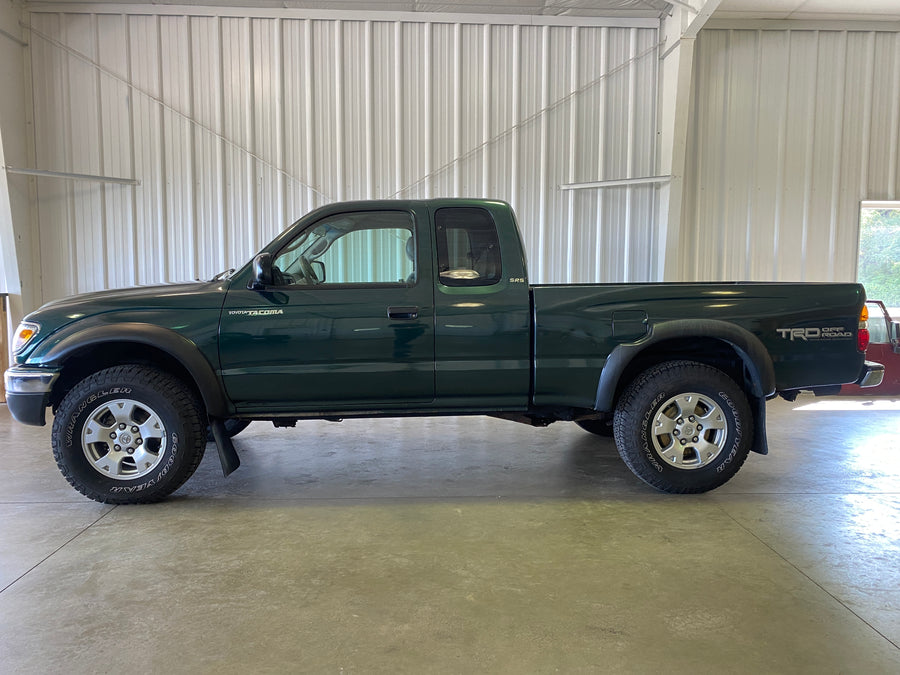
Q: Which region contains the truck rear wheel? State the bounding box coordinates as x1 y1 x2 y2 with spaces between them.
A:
51 366 206 504
613 360 753 493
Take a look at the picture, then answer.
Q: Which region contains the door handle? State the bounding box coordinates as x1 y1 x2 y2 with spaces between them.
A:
388 306 419 320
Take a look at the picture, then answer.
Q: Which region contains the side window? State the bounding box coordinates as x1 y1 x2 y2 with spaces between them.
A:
272 211 416 286
435 207 502 287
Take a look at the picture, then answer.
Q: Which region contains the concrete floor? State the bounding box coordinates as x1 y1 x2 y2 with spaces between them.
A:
1 395 899 673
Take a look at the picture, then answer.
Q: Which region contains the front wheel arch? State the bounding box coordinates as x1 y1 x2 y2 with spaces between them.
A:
37 323 232 419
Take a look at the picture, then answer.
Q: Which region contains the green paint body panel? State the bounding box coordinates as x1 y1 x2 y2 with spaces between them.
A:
21 282 226 373
530 282 866 409
11 199 869 424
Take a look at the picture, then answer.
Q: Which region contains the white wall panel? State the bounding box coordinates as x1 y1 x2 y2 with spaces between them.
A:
682 28 900 283
26 7 660 302
0 0 34 324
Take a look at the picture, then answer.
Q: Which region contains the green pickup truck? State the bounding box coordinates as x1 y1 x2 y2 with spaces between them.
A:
4 199 883 503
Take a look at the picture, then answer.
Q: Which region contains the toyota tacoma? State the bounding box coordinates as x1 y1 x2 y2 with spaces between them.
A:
4 199 883 502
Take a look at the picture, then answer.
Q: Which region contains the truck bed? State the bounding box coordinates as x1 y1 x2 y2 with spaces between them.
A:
531 281 867 410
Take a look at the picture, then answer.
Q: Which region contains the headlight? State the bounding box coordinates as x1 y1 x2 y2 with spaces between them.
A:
12 322 40 353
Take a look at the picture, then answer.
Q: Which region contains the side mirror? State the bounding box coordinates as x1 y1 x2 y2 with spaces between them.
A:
250 252 273 290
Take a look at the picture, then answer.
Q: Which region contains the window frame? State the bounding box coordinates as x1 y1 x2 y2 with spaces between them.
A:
434 206 503 288
271 210 418 290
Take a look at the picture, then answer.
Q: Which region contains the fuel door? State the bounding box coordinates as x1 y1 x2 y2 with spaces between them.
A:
612 310 649 341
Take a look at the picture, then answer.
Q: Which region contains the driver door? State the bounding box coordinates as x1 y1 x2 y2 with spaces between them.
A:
219 207 435 412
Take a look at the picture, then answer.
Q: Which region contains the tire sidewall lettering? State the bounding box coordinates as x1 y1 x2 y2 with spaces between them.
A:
715 390 741 473
641 391 668 473
109 432 180 494
65 387 133 448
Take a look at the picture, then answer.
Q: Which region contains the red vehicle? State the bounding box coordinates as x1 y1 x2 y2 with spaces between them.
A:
841 300 900 395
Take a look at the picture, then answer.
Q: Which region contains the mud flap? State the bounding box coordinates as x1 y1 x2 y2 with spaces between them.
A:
751 395 769 455
209 418 241 476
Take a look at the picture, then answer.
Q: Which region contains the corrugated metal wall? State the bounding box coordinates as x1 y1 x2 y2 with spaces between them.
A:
682 28 900 283
26 8 661 302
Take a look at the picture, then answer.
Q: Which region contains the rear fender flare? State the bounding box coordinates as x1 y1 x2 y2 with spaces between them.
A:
594 320 775 455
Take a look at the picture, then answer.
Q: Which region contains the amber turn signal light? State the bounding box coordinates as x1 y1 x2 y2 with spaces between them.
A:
12 322 40 353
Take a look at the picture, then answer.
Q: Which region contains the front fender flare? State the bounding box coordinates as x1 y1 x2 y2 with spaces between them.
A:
33 322 231 418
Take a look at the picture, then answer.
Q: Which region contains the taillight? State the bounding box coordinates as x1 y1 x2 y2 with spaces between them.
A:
858 329 870 352
858 305 870 352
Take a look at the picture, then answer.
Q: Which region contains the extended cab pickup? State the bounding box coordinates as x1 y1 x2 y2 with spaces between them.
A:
5 199 883 503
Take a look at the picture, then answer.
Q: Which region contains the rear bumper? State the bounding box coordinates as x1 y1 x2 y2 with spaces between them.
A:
3 366 60 426
856 361 885 388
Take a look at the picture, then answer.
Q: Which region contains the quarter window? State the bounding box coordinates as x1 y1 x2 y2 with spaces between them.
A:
435 207 502 287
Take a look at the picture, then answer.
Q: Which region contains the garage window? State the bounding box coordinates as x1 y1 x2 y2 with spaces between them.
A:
858 202 900 315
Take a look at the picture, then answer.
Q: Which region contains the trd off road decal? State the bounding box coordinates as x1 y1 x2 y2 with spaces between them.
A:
776 327 852 341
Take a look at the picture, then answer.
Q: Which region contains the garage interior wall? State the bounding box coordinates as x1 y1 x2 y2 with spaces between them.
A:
681 27 900 283
0 0 33 333
23 7 660 305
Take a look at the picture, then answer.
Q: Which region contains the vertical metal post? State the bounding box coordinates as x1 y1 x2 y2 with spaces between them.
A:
0 293 8 403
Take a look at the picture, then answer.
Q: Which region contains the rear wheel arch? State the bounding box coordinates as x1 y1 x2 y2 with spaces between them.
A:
595 321 776 412
594 322 774 457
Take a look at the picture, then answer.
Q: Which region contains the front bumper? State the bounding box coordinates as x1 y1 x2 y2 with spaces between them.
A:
3 366 60 426
856 360 885 388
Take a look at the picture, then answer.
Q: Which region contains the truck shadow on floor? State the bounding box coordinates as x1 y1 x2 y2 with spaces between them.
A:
177 428 648 501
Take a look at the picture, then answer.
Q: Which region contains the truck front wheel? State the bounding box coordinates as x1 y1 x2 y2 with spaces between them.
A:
613 360 753 493
51 366 206 504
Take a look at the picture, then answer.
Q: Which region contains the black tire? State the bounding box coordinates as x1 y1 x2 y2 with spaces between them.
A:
613 360 753 494
575 418 614 437
51 366 206 504
206 418 251 443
